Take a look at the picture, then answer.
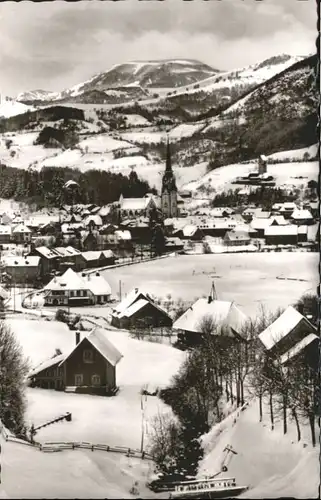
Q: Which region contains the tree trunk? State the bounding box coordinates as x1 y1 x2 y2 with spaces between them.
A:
240 378 244 406
308 412 316 447
259 393 263 422
225 379 229 402
269 391 274 430
292 408 301 442
283 394 287 435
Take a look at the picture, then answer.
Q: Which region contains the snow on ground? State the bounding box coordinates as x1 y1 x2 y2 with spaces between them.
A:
77 134 133 153
123 114 151 127
102 252 318 318
183 160 318 194
118 131 166 145
1 432 157 499
266 144 317 162
169 122 207 140
199 397 319 498
0 132 58 170
0 100 35 118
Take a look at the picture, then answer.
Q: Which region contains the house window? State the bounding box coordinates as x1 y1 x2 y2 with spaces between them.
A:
76 290 81 297
74 374 83 386
91 374 100 386
83 349 94 363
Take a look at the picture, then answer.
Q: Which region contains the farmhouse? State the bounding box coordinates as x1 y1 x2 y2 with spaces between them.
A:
3 255 41 284
173 287 248 346
54 246 85 271
12 224 32 243
29 246 60 277
258 306 318 369
111 287 171 329
29 328 123 396
0 225 12 244
44 268 111 306
264 225 300 246
291 209 314 226
224 230 251 246
81 250 115 269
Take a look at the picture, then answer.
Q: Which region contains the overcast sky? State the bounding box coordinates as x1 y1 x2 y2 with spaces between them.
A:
0 0 316 96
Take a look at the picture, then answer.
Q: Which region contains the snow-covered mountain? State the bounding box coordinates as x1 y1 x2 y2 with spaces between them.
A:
17 90 59 103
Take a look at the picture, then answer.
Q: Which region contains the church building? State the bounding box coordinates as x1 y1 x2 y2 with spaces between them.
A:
161 138 179 218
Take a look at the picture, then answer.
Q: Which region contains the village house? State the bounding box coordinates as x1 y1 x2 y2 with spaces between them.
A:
81 250 115 269
264 225 303 246
12 224 32 244
173 286 248 346
273 202 298 219
81 229 99 251
28 328 123 396
224 230 251 247
111 287 171 329
119 218 152 245
44 268 112 306
84 215 103 231
29 246 61 278
3 255 41 284
54 246 85 272
164 237 184 253
0 225 12 244
173 224 204 241
291 209 314 226
258 306 319 370
118 194 157 220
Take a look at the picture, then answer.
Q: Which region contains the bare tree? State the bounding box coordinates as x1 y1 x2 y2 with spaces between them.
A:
148 412 180 475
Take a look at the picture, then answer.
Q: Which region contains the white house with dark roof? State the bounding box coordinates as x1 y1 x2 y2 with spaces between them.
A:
12 223 32 243
44 268 111 306
4 255 41 283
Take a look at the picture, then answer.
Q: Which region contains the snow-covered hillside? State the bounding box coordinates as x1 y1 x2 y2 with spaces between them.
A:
0 99 35 118
199 398 318 498
17 90 59 103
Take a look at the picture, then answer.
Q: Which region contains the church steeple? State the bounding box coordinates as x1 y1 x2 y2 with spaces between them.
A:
161 135 178 218
162 136 177 194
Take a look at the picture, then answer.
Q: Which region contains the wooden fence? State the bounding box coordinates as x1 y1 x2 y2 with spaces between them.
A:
0 419 153 460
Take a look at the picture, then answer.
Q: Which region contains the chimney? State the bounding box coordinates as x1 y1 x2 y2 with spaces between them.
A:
75 331 80 345
208 295 212 304
135 288 138 293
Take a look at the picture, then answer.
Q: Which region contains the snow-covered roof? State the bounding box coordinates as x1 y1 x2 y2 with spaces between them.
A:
264 225 298 236
34 246 60 259
225 231 250 241
291 209 313 220
86 273 111 296
12 224 32 234
120 197 153 211
98 205 111 217
29 353 65 378
113 288 153 316
272 216 288 226
173 298 248 336
81 251 103 262
279 202 298 211
280 333 319 365
258 306 316 351
119 298 149 318
44 268 88 292
60 327 123 368
182 225 199 237
4 256 40 267
0 225 12 235
101 250 115 259
0 285 9 300
61 223 84 234
55 246 81 257
250 218 273 231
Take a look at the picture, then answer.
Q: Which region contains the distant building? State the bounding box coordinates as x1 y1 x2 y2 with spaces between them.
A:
264 225 300 246
161 138 179 219
291 209 314 226
44 268 112 306
118 194 156 220
0 225 12 244
12 224 32 244
4 255 41 284
28 328 123 396
224 230 251 246
111 287 172 329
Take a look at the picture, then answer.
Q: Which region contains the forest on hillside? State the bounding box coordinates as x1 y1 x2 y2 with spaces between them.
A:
0 165 155 209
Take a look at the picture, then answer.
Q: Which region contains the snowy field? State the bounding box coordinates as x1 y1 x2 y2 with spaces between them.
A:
102 253 318 318
1 434 157 499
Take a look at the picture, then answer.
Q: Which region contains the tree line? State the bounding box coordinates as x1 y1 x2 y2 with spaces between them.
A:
0 165 156 209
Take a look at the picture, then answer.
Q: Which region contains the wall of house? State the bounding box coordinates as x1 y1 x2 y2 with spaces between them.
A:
265 234 298 245
29 362 64 390
5 265 40 284
64 337 115 389
126 302 172 329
